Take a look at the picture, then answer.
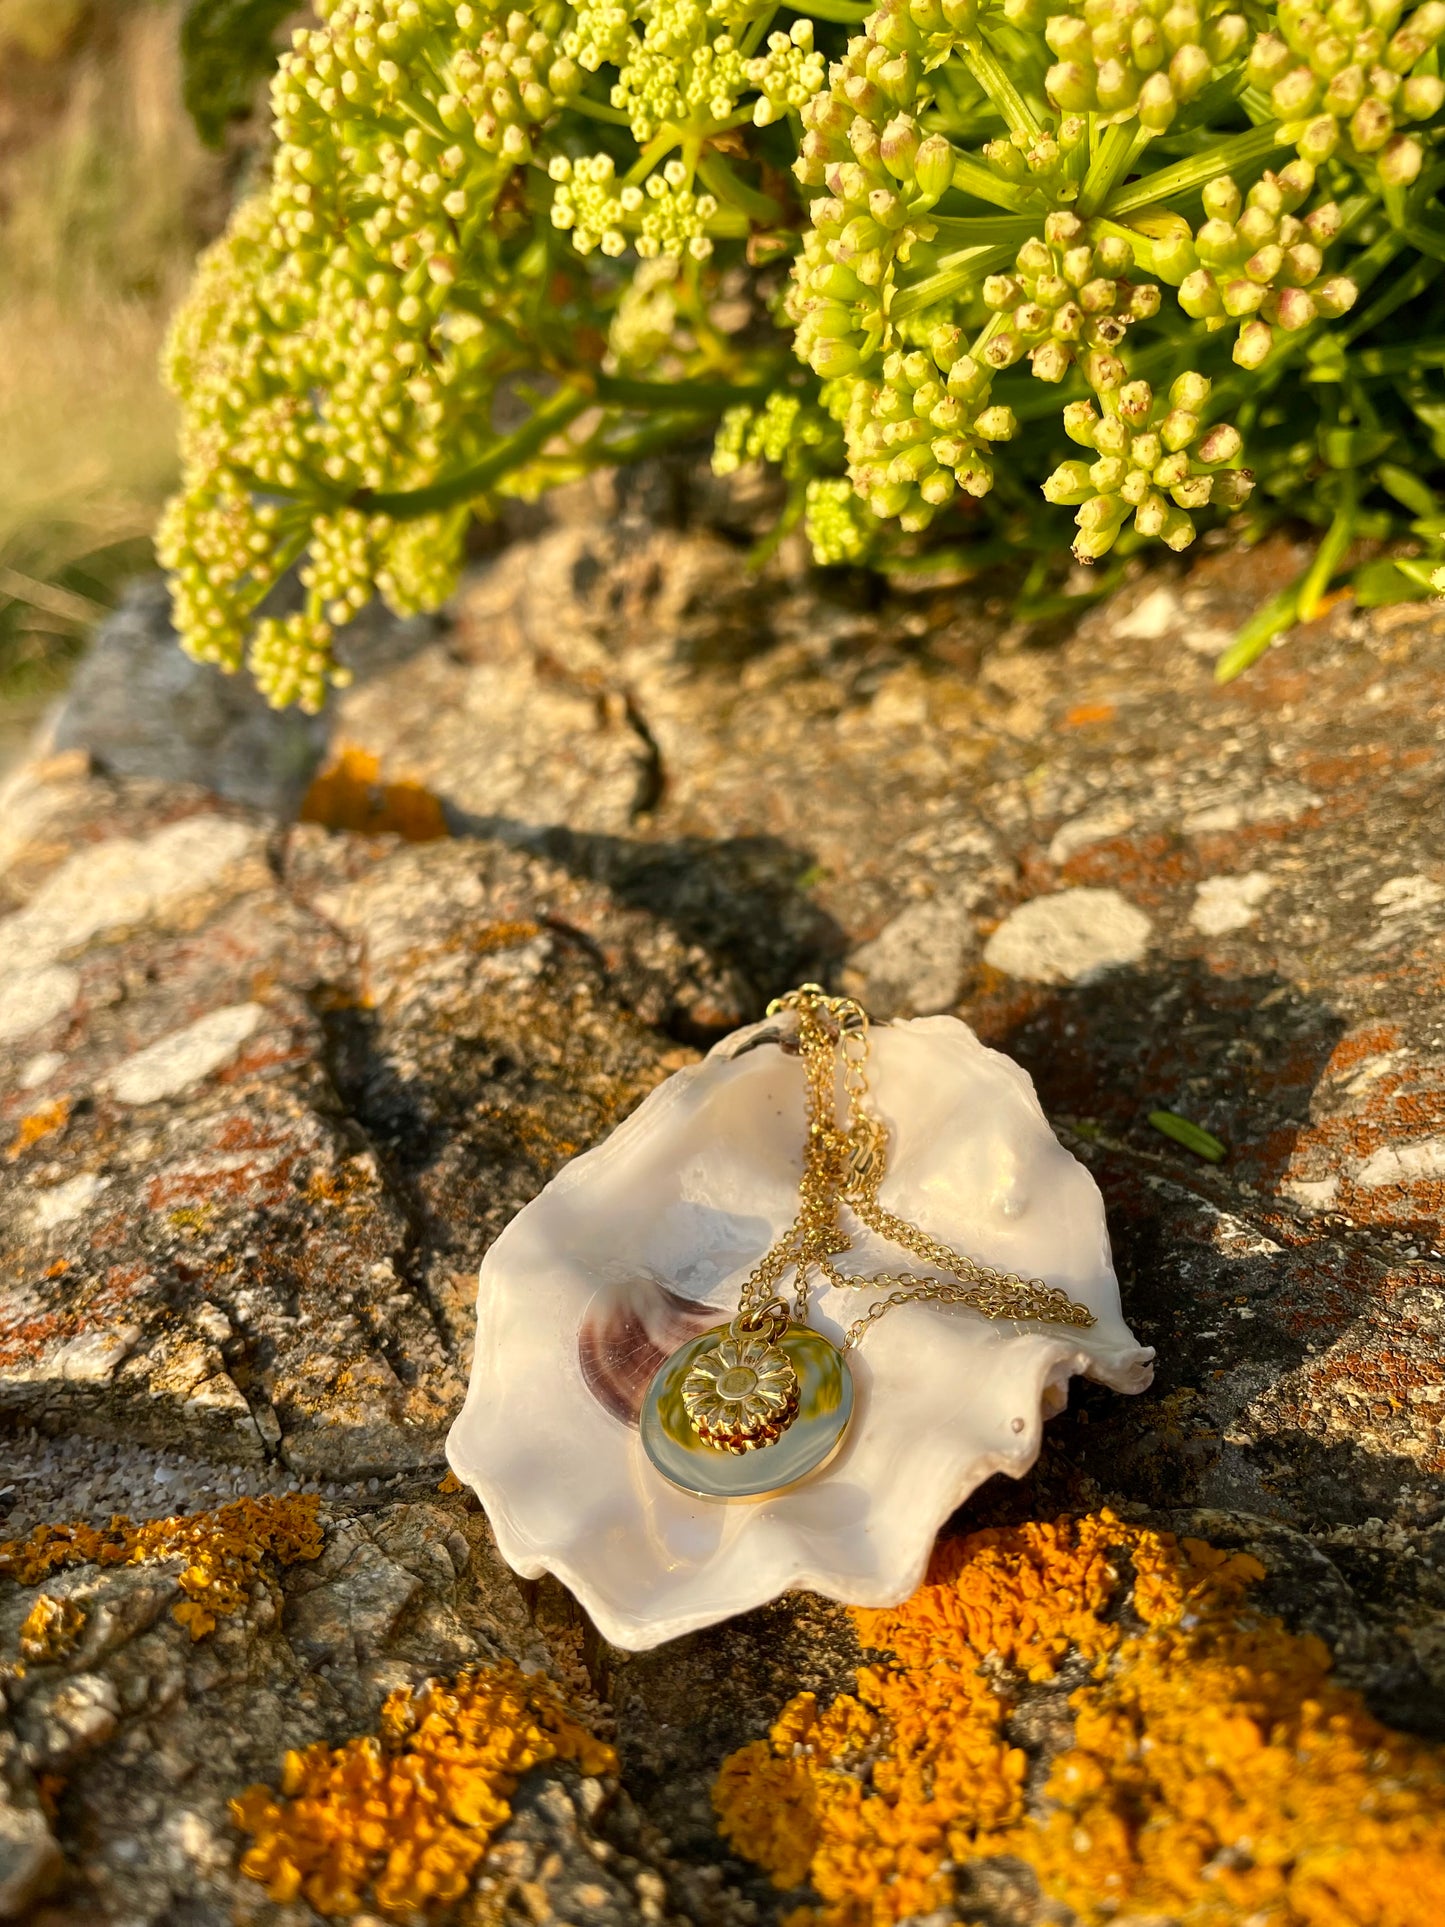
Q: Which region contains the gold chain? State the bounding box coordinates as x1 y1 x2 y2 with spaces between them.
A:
729 985 1096 1352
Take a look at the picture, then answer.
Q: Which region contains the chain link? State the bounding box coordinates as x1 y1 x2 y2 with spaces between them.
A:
739 985 1096 1353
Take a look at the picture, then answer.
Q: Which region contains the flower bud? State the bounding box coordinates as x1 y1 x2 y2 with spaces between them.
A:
1269 284 1318 329
1170 42 1212 99
929 323 964 368
1377 132 1424 185
1170 370 1211 410
1118 379 1154 423
946 355 990 401
1046 61 1093 110
1207 13 1249 60
1160 504 1197 551
1195 219 1240 268
1179 268 1224 318
1233 318 1273 367
1212 468 1255 507
914 135 955 201
1297 114 1340 161
1171 473 1215 509
1080 276 1119 313
974 405 1018 440
810 336 866 377
1084 348 1125 391
1064 399 1100 444
1203 175 1243 222
1224 275 1270 314
1313 274 1359 316
1097 58 1137 112
1323 61 1367 111
1090 455 1128 492
1350 95 1394 149
1304 199 1343 243
1133 69 1176 127
1096 234 1134 276
1043 459 1094 504
1153 234 1199 283
1160 407 1199 450
1245 243 1285 283
1247 30 1292 86
1030 340 1073 381
1272 65 1322 115
1093 414 1129 456
1282 241 1323 284
1130 432 1163 472
982 331 1023 368
1402 72 1445 119
879 113 920 179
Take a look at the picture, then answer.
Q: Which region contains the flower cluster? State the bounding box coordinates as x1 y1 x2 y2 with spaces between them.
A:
1044 0 1247 128
747 17 827 125
1249 0 1445 182
1043 370 1253 558
550 152 721 258
162 0 1445 704
1169 163 1359 365
985 213 1160 384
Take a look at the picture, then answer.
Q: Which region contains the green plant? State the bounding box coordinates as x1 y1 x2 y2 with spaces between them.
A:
161 0 1445 711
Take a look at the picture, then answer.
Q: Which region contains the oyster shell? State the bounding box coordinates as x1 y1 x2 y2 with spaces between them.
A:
447 1013 1154 1650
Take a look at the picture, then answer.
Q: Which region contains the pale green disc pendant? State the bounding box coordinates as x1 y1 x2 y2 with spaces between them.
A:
641 1322 854 1501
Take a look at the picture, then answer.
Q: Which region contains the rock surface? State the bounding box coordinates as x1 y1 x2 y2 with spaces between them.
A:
2 483 1444 1921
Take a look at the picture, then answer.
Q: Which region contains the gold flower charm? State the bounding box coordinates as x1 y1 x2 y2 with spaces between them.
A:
682 1332 800 1454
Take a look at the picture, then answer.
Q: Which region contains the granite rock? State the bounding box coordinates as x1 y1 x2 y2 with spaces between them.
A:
1 501 1444 1920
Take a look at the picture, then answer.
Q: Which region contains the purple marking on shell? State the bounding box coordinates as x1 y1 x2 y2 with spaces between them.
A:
578 1278 719 1424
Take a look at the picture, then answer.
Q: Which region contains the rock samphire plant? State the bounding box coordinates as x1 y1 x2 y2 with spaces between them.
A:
163 0 1445 708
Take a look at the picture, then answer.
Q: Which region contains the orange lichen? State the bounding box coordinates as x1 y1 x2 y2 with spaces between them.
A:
299 745 448 841
0 1495 324 1640
5 1097 71 1161
231 1663 617 1919
713 1512 1445 1927
17 1593 85 1662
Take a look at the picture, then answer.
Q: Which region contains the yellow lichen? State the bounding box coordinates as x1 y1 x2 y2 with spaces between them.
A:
231 1663 617 1919
5 1097 71 1161
17 1593 85 1662
299 745 449 842
0 1494 324 1640
714 1511 1445 1927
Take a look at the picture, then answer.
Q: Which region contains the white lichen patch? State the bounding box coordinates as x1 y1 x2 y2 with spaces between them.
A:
0 816 257 978
105 1004 265 1107
1191 871 1274 936
32 1173 109 1230
0 964 80 1047
1354 1137 1445 1190
983 888 1152 985
1373 875 1445 920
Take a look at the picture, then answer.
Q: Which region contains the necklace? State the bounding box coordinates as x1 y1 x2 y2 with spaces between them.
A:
640 985 1097 1501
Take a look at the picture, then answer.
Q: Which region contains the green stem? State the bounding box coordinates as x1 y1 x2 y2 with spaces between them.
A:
594 372 777 409
891 241 1019 318
1078 122 1152 217
798 0 871 20
695 150 783 224
1296 477 1357 623
962 32 1043 139
1109 123 1286 214
569 94 632 126
1212 581 1301 683
364 382 595 517
624 128 681 187
949 151 1039 213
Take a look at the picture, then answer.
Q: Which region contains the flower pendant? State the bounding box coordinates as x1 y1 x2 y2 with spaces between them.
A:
641 1321 854 1501
681 1332 800 1451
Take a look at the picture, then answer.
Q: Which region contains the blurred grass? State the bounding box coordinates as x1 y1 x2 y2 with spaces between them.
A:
0 0 230 718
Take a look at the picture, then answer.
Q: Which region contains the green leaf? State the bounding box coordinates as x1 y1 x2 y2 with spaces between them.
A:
1351 558 1433 608
181 0 296 148
1319 426 1394 468
1148 1111 1227 1163
1376 465 1437 518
